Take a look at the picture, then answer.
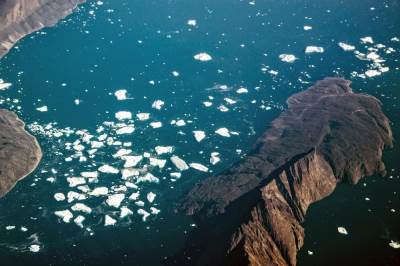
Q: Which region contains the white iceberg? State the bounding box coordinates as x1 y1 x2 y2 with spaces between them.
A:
106 194 125 208
116 126 135 135
114 89 127 100
120 206 133 218
279 54 297 63
305 46 324 53
123 155 143 167
71 203 92 214
89 187 109 196
147 192 156 203
67 177 86 187
54 210 74 223
337 226 348 235
152 100 165 110
115 111 132 121
189 163 209 172
54 193 66 201
193 131 206 142
137 209 150 222
36 106 48 112
104 215 117 226
136 113 150 121
98 165 119 174
170 155 189 171
155 146 173 155
194 52 212 62
338 42 355 51
215 128 231 137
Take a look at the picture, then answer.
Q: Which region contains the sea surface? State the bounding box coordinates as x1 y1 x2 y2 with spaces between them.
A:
0 0 399 265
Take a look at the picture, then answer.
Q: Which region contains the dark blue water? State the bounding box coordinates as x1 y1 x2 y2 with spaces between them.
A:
0 0 399 265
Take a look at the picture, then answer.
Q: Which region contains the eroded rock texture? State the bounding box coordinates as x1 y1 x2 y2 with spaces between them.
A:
0 109 42 197
0 0 85 58
171 78 393 266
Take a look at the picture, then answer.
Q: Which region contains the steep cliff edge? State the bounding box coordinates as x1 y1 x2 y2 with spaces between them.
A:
0 109 42 197
171 78 393 266
0 0 85 58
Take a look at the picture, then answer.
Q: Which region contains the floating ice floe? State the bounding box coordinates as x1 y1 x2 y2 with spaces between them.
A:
147 192 156 203
6 226 16 230
54 210 74 223
360 36 374 44
189 163 209 172
67 177 86 187
236 87 248 94
338 42 355 51
279 54 297 63
106 194 125 208
114 89 128 100
152 100 165 110
170 155 189 171
172 71 180 77
122 168 140 179
74 215 85 228
155 146 173 155
0 79 12 90
365 69 381 78
218 105 229 112
305 46 324 53
36 106 48 112
150 121 163 128
389 240 400 249
150 157 167 168
215 128 231 137
136 113 150 121
81 171 98 178
71 203 92 214
29 244 41 253
337 227 348 235
122 155 143 167
67 191 87 203
224 98 237 105
150 207 160 215
115 111 132 121
210 152 221 165
193 131 206 142
104 215 117 226
54 193 66 201
303 25 312 31
129 192 140 201
120 206 133 218
98 165 119 174
175 119 186 126
137 173 160 183
194 52 212 62
187 19 197 26
113 148 132 158
137 209 150 222
89 187 109 196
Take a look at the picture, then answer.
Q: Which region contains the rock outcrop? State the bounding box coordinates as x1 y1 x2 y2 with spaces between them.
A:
0 109 42 197
170 78 393 266
0 0 85 58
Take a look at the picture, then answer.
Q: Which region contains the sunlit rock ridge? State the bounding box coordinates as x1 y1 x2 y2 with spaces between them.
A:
0 0 85 58
173 78 393 266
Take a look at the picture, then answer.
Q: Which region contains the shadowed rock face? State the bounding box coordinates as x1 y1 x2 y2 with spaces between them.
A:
0 109 42 197
171 78 393 266
0 0 85 58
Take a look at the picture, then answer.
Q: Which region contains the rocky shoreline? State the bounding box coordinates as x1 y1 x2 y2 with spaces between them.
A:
0 109 42 197
0 0 85 58
168 78 393 266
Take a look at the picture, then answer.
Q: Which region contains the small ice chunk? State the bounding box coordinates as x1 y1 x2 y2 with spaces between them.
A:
137 209 150 222
115 111 132 121
194 52 212 62
106 194 125 208
104 215 117 226
54 193 66 201
193 131 206 142
81 171 98 178
29 245 41 253
116 126 135 135
236 87 248 94
303 25 312 31
279 54 297 63
71 203 92 214
203 101 213 107
5 226 16 230
89 187 109 196
54 210 74 223
150 157 167 168
187 19 197 26
305 46 324 53
150 121 163 128
175 119 186 126
224 98 237 105
136 113 150 121
189 163 209 172
121 168 140 179
152 100 165 110
137 173 160 183
172 71 180 77
210 152 221 165
98 165 119 174
67 177 86 187
113 148 132 158
36 106 48 112
389 240 400 249
67 191 87 203
150 207 160 215
338 42 355 51
337 227 348 235
114 89 128 100
155 146 173 155
129 192 140 201
365 69 381 77
147 192 156 203
170 155 189 171
215 128 231 137
360 36 374 44
120 206 133 218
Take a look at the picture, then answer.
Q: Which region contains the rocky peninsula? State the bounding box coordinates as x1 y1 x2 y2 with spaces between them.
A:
170 78 393 266
0 109 42 197
0 0 85 58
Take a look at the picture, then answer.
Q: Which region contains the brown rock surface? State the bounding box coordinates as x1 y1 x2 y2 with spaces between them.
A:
170 78 393 266
0 0 85 58
0 109 42 197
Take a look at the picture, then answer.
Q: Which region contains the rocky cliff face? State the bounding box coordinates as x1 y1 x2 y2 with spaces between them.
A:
0 109 42 197
0 0 85 58
170 78 393 266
